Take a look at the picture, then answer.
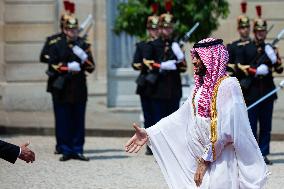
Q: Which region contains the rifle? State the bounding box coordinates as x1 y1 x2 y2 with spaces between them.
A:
247 80 284 110
79 14 93 33
267 24 274 34
179 22 200 47
81 20 94 41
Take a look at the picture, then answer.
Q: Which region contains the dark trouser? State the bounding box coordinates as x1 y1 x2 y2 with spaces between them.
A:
53 101 86 155
248 100 274 156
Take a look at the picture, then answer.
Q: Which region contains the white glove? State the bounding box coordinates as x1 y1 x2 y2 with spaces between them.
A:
67 61 81 72
265 44 277 64
256 64 269 76
72 45 88 63
171 42 184 61
160 60 177 70
280 80 284 88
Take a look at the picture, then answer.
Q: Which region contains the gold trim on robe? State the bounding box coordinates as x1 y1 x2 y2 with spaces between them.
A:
210 75 229 160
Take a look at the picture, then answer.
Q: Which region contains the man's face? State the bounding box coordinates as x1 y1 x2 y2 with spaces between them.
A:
254 30 267 42
238 26 250 39
160 27 173 39
192 53 206 77
64 28 79 41
147 28 160 39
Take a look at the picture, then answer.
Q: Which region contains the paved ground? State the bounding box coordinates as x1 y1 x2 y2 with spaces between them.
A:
1 135 284 189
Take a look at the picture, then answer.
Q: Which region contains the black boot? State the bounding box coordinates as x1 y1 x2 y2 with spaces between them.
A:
145 146 153 155
54 146 62 154
54 149 62 155
263 156 273 165
73 154 90 161
59 154 72 161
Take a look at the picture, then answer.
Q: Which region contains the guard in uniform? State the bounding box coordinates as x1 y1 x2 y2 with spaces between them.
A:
132 3 160 155
47 16 95 161
40 1 75 154
149 2 187 117
235 5 283 165
144 1 187 127
226 2 251 76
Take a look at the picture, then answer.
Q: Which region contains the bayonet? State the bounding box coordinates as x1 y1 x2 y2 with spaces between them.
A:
79 14 93 33
179 22 200 46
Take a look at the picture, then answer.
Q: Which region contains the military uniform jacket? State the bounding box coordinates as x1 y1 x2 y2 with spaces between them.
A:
227 39 250 64
132 40 157 97
47 34 95 104
227 39 250 77
40 32 63 64
150 37 187 100
235 40 278 105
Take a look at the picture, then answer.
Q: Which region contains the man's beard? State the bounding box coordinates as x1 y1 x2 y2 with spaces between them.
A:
195 67 206 77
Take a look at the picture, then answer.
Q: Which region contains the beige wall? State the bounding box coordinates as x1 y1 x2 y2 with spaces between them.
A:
0 0 56 111
0 0 107 112
0 0 5 93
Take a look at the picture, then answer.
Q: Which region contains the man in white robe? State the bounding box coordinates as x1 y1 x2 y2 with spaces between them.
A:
125 38 269 189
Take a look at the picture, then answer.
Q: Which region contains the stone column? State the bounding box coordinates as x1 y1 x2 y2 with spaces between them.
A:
0 0 5 108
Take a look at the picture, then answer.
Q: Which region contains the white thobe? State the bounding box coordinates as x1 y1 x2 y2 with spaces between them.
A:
146 77 269 189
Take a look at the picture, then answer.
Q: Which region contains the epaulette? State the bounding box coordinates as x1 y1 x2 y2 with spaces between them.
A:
146 38 153 42
237 41 250 46
132 62 142 70
227 41 233 45
48 37 61 45
146 37 158 42
228 39 239 45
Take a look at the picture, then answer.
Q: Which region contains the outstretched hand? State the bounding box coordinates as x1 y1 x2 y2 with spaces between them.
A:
18 142 35 163
125 123 148 153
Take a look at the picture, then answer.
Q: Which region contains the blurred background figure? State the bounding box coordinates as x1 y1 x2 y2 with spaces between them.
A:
45 12 95 161
131 2 160 155
132 0 187 155
226 1 251 77
40 0 75 155
149 0 187 118
235 5 283 165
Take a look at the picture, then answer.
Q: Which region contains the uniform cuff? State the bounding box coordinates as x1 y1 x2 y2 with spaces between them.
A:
18 147 21 158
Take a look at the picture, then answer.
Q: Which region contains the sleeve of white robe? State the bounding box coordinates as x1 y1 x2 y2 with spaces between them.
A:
209 77 269 188
145 90 199 189
145 78 269 189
